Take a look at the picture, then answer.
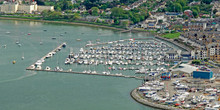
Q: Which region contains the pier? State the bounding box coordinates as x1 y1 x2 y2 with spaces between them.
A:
26 68 143 80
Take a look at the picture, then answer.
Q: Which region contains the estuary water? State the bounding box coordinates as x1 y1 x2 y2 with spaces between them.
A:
0 20 155 110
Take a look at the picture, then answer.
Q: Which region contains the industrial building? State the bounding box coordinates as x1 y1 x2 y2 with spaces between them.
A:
193 71 214 79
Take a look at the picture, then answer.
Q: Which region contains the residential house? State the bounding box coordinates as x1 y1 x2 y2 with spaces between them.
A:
183 21 207 31
189 1 201 6
184 10 193 18
207 42 220 61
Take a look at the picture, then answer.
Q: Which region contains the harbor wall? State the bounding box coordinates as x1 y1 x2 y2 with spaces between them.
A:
155 36 191 52
130 88 182 110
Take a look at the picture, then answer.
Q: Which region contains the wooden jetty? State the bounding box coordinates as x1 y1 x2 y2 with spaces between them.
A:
26 42 143 80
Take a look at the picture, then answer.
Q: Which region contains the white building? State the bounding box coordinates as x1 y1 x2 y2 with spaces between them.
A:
37 5 54 12
0 2 19 13
0 1 54 13
18 4 37 13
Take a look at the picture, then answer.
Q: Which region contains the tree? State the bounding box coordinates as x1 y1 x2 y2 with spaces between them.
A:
65 10 72 13
202 0 213 4
63 0 73 10
165 1 174 12
41 10 49 18
183 6 190 11
213 9 218 14
158 19 163 24
177 0 186 7
91 7 99 16
114 18 120 25
131 14 140 24
36 0 45 5
192 6 200 13
100 12 106 17
56 7 62 12
121 20 129 28
83 0 99 10
110 7 124 18
48 11 62 19
100 4 107 10
73 3 80 8
72 13 81 20
174 3 182 12
192 9 199 18
140 15 145 21
192 60 201 65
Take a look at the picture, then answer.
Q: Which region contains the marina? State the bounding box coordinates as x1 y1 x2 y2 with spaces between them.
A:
25 41 143 79
26 35 180 81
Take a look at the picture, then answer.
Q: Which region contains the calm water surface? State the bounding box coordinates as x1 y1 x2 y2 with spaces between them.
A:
0 20 156 110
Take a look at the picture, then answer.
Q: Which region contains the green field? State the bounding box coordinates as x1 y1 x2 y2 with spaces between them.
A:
162 32 181 39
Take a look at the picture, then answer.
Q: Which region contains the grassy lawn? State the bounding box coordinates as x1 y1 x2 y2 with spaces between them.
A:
162 32 181 39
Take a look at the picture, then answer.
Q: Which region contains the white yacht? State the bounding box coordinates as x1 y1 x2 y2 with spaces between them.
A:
91 71 97 74
45 66 51 70
30 65 35 69
36 65 42 70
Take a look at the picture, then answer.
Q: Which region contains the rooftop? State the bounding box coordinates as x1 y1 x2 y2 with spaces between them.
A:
172 64 198 74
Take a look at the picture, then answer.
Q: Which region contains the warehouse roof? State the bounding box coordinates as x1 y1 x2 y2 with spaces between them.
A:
172 64 198 74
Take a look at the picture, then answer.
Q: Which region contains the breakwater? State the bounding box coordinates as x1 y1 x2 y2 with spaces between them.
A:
26 68 143 80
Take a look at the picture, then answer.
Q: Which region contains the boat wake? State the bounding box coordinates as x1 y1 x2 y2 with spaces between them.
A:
0 71 37 84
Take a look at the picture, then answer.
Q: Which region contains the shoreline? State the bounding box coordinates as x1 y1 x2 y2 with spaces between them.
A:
0 17 126 31
130 88 183 110
0 16 156 34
